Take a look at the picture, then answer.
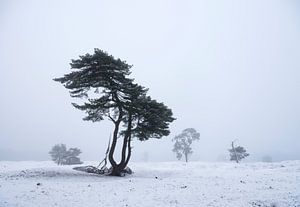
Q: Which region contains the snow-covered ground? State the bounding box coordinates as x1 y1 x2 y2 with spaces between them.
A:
0 161 299 207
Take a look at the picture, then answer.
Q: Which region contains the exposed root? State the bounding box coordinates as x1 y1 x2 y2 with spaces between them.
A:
73 165 110 175
73 166 133 176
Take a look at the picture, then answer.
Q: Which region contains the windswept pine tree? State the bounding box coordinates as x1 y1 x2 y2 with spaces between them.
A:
228 141 249 163
54 49 175 176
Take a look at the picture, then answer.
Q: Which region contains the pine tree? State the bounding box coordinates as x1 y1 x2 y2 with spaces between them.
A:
49 144 67 165
228 142 249 163
54 49 175 176
64 148 83 165
49 144 83 165
172 128 200 162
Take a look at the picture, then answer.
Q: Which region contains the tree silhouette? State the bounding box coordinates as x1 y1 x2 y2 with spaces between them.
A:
54 49 175 176
172 128 200 162
228 141 249 163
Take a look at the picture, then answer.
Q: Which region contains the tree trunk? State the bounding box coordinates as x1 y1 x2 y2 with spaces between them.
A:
110 164 123 176
108 95 123 176
232 141 239 163
185 153 188 162
120 114 131 166
120 113 132 167
108 94 134 176
124 134 132 167
111 113 133 176
108 120 120 170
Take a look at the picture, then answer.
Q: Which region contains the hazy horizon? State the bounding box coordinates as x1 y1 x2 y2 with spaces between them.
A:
0 0 299 162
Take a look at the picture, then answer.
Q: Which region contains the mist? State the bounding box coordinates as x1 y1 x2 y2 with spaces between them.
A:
0 0 299 162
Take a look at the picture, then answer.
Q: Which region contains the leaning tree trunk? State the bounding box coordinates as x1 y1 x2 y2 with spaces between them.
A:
108 103 133 176
108 95 123 176
109 118 124 176
118 113 132 169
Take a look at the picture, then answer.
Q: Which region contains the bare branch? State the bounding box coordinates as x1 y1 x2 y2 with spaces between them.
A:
108 114 116 123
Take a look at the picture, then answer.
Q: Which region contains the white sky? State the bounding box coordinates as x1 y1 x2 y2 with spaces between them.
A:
0 0 299 162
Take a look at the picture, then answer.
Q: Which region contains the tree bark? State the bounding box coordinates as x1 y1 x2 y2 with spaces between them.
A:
108 93 124 176
116 112 132 174
124 133 132 167
120 113 132 165
108 93 134 176
108 120 120 168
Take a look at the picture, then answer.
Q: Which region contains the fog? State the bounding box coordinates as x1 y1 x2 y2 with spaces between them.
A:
0 0 299 162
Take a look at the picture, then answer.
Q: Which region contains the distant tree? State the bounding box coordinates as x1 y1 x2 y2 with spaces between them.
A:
64 148 83 165
54 49 175 176
172 128 200 162
49 144 83 165
49 144 67 165
228 141 249 163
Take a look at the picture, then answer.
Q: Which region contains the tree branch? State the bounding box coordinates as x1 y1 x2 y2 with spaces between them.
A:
108 114 116 123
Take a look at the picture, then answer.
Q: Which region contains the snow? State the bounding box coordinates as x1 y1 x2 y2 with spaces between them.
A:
0 161 299 207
